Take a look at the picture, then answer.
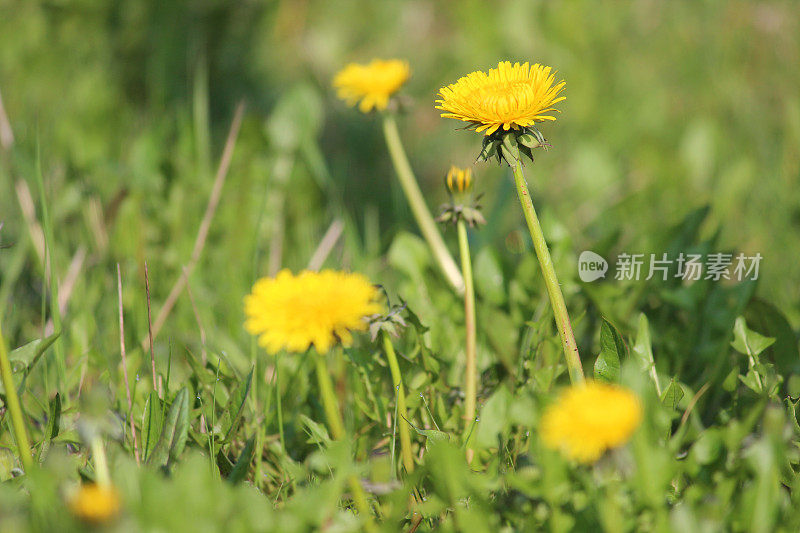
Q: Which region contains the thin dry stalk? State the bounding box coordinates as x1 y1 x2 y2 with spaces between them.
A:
14 179 45 261
0 88 13 151
44 246 87 335
57 246 86 313
17 178 88 335
117 264 140 464
86 196 109 252
144 101 245 349
307 219 344 271
182 266 207 365
680 381 711 428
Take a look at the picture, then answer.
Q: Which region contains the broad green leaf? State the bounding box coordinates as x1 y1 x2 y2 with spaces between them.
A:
169 389 190 461
37 392 61 463
731 316 775 358
739 370 764 394
148 388 189 468
594 318 626 382
474 385 512 448
744 298 800 375
300 414 331 445
0 330 61 394
223 366 253 442
228 436 255 485
404 417 451 450
207 351 239 381
53 429 80 445
660 379 684 410
632 313 660 389
183 348 215 384
9 331 60 366
142 391 164 462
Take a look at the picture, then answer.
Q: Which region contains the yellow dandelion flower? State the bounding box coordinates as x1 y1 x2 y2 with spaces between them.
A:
69 484 120 524
541 381 642 463
333 59 410 113
244 269 382 354
445 166 473 194
436 61 566 135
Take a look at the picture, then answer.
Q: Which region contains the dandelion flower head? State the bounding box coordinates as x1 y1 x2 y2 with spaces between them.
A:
333 59 410 113
69 484 121 524
541 381 642 463
436 61 565 135
244 269 382 354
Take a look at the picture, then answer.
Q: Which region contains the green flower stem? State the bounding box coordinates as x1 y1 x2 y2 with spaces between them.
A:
381 114 465 294
313 353 375 528
0 319 33 472
275 352 285 451
314 353 346 440
90 434 112 487
380 332 414 474
511 159 584 384
456 220 478 443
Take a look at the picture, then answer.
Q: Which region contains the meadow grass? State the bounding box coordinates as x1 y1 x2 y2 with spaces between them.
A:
1 1 800 531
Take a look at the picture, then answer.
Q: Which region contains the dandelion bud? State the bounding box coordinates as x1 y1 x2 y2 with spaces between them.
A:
438 167 485 227
445 166 473 194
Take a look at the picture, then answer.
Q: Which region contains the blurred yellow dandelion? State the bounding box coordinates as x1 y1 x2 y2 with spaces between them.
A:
541 381 642 463
69 484 120 524
436 61 565 135
445 166 473 194
244 269 381 354
333 59 410 113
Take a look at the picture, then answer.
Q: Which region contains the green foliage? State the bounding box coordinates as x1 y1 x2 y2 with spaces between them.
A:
1 0 799 531
594 318 626 383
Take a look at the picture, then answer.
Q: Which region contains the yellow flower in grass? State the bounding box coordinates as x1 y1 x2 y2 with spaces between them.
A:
69 484 120 524
436 61 566 135
244 270 382 354
333 59 410 112
541 381 642 463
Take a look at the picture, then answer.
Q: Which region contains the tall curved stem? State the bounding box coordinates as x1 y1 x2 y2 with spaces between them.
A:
511 160 584 384
382 114 464 294
314 353 376 530
457 220 477 454
381 333 414 474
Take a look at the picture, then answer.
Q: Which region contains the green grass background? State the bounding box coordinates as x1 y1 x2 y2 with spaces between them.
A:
1 1 800 531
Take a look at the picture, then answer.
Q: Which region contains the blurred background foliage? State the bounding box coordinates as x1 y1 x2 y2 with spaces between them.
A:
2 0 798 313
2 0 798 387
1 0 800 530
